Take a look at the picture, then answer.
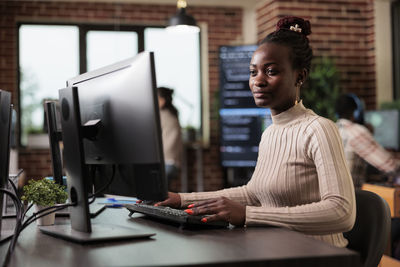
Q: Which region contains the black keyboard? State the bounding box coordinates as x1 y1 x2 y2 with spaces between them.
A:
125 203 229 228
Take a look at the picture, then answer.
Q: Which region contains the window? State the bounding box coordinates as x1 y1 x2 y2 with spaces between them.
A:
144 28 201 130
87 30 138 71
18 24 201 146
19 25 79 145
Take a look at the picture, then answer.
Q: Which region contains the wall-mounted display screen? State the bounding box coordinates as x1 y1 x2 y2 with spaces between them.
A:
219 45 272 167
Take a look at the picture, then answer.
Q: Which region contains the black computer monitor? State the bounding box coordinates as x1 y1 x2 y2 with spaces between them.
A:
44 101 64 185
0 89 13 242
39 51 167 243
364 110 400 150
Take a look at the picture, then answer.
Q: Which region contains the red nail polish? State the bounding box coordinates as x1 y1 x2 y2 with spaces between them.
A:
187 204 194 208
201 218 207 223
184 209 193 215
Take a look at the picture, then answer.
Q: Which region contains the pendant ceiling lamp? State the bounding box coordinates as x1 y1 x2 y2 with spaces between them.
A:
167 0 199 33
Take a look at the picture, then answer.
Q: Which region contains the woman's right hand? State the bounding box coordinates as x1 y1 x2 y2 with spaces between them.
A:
154 192 181 208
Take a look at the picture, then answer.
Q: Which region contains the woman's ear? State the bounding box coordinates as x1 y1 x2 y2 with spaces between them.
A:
296 69 308 86
301 69 308 83
297 75 303 85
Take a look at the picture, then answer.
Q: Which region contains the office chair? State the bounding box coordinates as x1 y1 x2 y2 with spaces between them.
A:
344 189 391 267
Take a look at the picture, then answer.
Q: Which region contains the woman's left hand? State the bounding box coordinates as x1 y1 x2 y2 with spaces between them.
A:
186 197 246 226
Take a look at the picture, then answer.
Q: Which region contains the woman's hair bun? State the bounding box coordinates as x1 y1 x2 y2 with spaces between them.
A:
276 16 312 36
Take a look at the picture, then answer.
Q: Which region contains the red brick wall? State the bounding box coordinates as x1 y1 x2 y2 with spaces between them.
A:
18 148 52 179
0 1 243 191
256 0 376 108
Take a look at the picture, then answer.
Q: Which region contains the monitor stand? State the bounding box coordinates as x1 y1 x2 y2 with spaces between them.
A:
39 224 155 244
39 87 155 243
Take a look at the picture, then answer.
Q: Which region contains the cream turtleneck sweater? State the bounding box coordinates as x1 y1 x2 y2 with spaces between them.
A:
179 102 356 248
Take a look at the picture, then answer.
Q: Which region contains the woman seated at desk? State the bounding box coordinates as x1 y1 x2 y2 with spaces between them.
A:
156 16 356 248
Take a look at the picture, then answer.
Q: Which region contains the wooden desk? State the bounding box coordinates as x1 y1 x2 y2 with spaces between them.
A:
362 183 400 217
0 208 359 267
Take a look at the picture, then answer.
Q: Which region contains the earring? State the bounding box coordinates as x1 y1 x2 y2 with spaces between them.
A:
294 81 302 105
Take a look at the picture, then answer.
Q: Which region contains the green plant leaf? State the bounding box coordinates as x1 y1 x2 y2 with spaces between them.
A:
21 178 68 206
301 56 341 121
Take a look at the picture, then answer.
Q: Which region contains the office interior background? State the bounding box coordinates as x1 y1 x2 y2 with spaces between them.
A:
1 0 399 192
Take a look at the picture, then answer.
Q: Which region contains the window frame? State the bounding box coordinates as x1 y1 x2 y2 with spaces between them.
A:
393 1 400 99
78 24 148 74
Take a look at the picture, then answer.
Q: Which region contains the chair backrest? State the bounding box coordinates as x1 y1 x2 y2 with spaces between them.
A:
344 189 391 267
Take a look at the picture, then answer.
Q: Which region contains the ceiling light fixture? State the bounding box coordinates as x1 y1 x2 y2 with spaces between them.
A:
167 0 199 33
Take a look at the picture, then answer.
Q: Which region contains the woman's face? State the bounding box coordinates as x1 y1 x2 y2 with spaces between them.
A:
158 95 166 109
249 42 300 115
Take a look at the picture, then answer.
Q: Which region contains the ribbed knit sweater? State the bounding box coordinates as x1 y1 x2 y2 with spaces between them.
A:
179 102 356 247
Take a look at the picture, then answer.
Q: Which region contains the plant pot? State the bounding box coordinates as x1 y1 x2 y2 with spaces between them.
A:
34 205 55 226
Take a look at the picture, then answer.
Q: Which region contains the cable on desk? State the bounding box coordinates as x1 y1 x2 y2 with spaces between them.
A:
22 203 33 221
6 178 18 198
19 202 74 232
88 165 116 199
7 169 24 198
1 190 76 267
1 166 114 266
0 188 23 267
88 195 96 205
8 169 24 180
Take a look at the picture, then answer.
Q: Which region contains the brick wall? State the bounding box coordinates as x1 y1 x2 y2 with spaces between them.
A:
0 0 243 192
256 0 376 108
18 148 52 179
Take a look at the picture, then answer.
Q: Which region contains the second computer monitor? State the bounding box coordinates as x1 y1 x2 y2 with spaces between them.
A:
364 110 400 151
0 90 11 190
0 90 12 242
44 101 64 185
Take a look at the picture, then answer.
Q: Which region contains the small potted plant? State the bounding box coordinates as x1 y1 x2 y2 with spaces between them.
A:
21 178 68 226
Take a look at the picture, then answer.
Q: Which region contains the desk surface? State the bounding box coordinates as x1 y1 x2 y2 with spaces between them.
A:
0 208 359 267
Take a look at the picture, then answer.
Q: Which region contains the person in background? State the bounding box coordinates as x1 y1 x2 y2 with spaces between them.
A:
157 87 183 183
335 93 400 258
335 94 400 189
156 16 355 248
